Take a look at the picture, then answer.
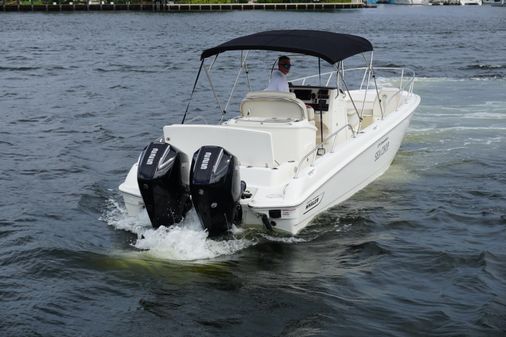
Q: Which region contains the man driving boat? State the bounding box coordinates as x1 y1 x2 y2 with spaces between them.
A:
265 56 291 92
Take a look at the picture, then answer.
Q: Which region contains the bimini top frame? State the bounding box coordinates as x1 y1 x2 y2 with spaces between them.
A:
182 30 375 124
201 30 373 65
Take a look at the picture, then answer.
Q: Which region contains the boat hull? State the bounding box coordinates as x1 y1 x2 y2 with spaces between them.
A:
118 163 144 216
244 101 416 235
460 0 482 4
391 0 428 4
119 92 420 236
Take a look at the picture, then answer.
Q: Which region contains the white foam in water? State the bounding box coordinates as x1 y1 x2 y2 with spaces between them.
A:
410 126 506 134
102 199 257 261
407 76 506 86
134 211 255 261
418 111 506 120
415 77 466 83
101 198 151 234
415 77 504 83
259 233 307 244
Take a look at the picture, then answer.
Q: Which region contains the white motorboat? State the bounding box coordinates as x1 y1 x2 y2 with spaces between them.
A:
491 0 505 5
460 0 482 4
119 30 420 236
390 0 428 5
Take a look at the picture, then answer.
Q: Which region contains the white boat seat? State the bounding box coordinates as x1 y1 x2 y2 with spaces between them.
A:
240 91 308 121
307 106 315 121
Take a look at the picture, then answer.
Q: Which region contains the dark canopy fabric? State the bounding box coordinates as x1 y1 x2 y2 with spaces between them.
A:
200 30 373 64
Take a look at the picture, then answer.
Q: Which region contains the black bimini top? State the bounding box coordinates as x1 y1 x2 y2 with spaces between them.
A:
200 30 373 65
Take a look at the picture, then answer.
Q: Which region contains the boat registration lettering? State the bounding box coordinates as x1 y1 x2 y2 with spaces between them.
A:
281 208 296 218
146 148 158 165
375 137 390 162
200 152 212 170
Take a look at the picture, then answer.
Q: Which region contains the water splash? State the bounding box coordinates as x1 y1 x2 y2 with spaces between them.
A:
102 198 256 261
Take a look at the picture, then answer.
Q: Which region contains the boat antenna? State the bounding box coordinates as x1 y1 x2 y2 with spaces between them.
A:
181 59 204 124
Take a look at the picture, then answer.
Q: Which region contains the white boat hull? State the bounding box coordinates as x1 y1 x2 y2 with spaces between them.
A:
119 91 419 235
116 31 421 238
242 96 418 234
391 0 428 5
118 163 144 216
460 0 482 4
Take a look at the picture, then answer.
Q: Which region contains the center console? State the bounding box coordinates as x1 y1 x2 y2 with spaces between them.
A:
289 85 333 112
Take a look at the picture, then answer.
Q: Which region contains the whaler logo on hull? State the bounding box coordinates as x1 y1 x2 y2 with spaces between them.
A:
303 193 323 214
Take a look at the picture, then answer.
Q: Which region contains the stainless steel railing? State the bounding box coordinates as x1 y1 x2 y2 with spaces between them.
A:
291 67 416 95
294 123 355 179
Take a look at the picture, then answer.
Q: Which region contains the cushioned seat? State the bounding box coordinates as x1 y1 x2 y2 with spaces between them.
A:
240 91 308 121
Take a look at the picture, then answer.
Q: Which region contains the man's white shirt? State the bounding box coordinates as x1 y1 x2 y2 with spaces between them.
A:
265 70 289 92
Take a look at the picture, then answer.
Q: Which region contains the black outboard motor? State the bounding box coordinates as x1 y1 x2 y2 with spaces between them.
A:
190 146 242 236
137 139 191 229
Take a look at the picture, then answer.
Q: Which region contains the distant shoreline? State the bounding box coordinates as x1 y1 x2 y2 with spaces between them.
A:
0 1 370 11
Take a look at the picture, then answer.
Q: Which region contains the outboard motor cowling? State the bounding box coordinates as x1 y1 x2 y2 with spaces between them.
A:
137 140 191 229
190 146 242 236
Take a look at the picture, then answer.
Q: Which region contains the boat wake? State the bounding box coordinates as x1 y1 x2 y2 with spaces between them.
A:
416 76 506 83
102 198 257 261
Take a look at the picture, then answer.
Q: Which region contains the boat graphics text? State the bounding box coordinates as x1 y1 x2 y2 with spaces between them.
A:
200 152 212 170
375 137 390 162
303 193 324 214
146 148 158 165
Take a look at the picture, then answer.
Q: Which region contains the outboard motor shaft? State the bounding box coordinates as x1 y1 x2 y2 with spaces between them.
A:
190 146 242 236
137 139 191 229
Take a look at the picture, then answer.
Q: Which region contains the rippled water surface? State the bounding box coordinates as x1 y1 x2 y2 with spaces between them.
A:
1 6 505 337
